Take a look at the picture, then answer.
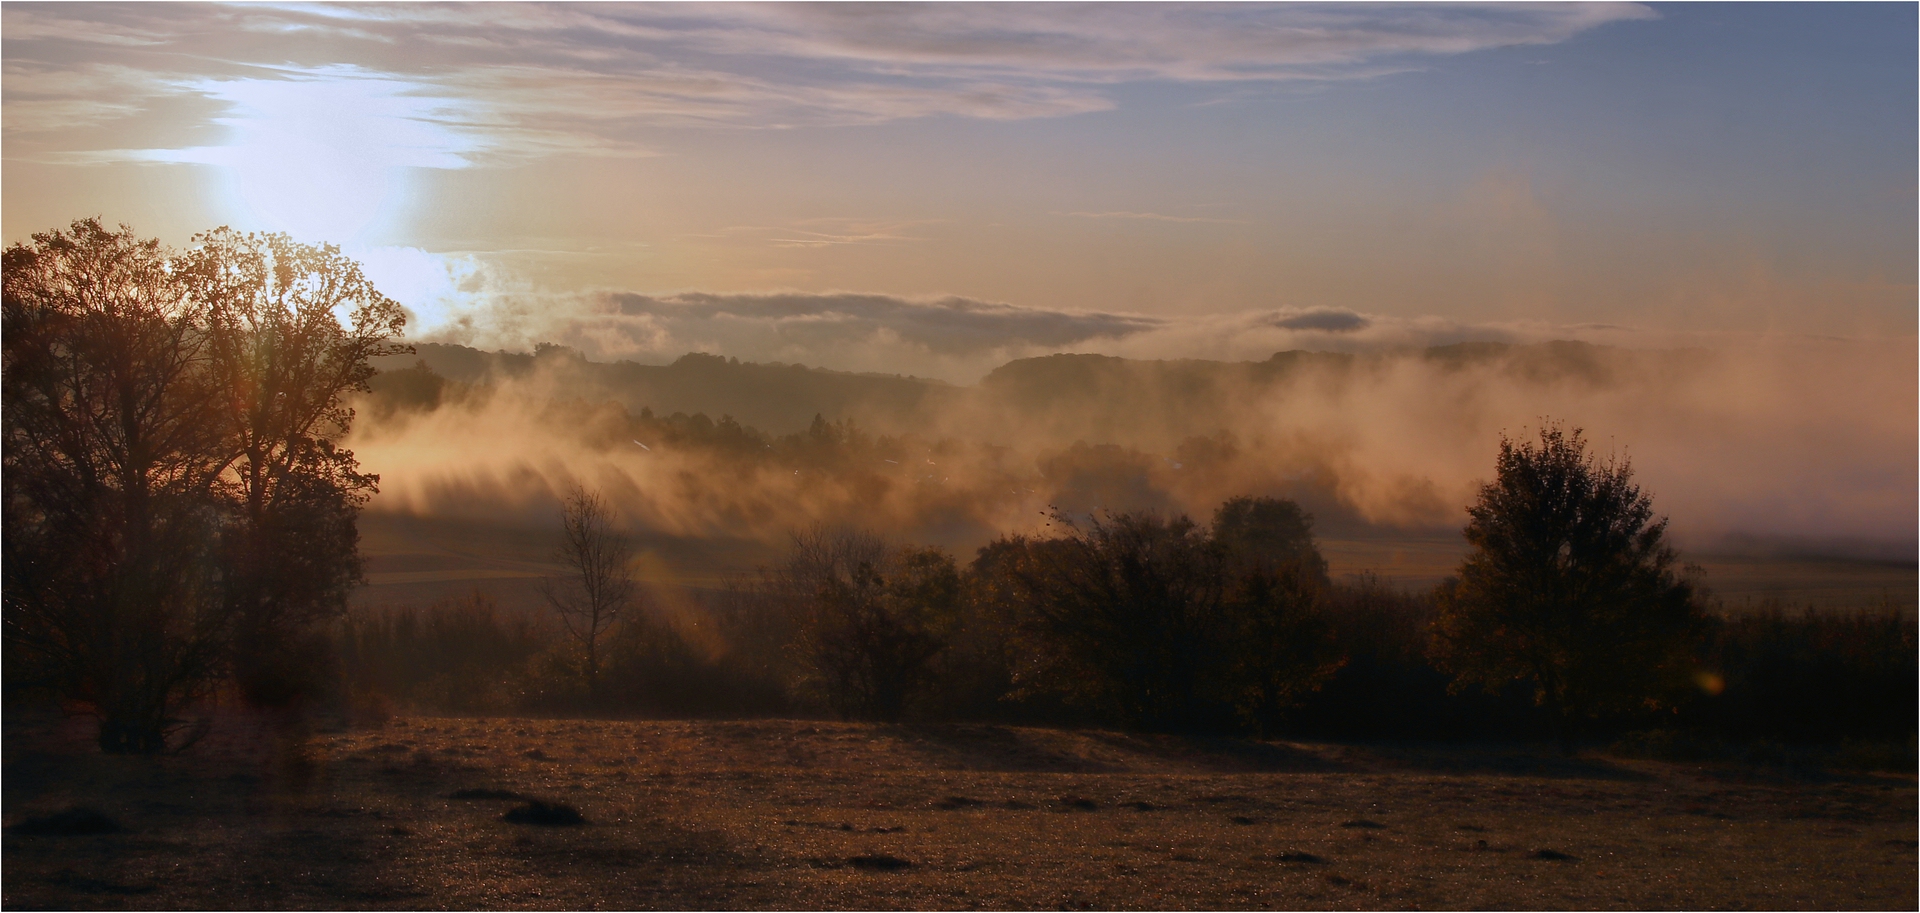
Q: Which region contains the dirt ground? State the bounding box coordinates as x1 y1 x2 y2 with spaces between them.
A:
3 712 1914 910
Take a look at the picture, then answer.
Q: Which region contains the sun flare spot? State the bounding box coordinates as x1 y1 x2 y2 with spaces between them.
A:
164 69 477 244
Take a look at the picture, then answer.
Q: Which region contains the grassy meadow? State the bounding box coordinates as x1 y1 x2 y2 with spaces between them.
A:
5 711 1915 910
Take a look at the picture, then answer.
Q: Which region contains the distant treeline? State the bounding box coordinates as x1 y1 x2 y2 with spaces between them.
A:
336 502 1916 753
363 359 1365 531
374 339 1700 446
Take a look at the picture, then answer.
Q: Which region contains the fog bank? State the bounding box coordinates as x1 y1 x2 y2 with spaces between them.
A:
348 337 1916 558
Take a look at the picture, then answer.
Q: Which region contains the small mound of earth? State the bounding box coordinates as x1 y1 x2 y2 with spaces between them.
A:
1340 819 1386 829
1276 852 1328 864
6 807 123 836
1531 848 1579 861
848 853 912 871
502 800 586 826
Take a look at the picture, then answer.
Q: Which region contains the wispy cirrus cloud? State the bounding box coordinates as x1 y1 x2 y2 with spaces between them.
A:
744 218 944 249
5 2 1655 166
1062 210 1249 224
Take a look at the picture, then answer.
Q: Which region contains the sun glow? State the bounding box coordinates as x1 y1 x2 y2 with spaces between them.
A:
350 245 487 334
163 70 477 244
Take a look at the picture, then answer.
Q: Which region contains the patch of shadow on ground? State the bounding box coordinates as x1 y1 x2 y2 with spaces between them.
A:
879 724 1128 773
1078 731 1350 773
5 807 124 836
498 817 754 877
1342 743 1654 781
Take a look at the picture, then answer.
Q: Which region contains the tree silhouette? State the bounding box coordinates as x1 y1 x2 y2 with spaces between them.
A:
541 487 635 706
183 228 409 706
1431 423 1706 749
773 527 956 721
1212 495 1330 586
2 220 406 751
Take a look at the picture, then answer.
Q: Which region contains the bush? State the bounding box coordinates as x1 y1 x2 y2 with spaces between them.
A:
336 594 549 714
1286 576 1546 741
982 504 1341 734
1686 603 1917 744
757 528 958 721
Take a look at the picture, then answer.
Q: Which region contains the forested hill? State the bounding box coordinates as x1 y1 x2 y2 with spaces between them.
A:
373 340 1699 444
372 343 954 435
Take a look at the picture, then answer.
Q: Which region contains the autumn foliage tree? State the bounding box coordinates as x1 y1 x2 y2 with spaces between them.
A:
184 228 407 705
2 219 406 751
1431 424 1707 748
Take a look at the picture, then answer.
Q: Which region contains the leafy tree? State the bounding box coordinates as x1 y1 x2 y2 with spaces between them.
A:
1431 423 1706 748
999 512 1229 730
540 487 636 706
182 228 408 705
4 221 228 752
2 220 405 751
1217 556 1344 736
987 504 1341 733
776 527 957 721
1212 495 1330 586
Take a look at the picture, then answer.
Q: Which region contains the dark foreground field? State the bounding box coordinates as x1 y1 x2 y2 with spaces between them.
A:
4 714 1914 910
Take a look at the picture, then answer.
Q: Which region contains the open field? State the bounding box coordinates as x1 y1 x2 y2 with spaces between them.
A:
5 713 1914 910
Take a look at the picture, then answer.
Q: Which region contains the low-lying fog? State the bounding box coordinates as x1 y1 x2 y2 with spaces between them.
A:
347 333 1916 562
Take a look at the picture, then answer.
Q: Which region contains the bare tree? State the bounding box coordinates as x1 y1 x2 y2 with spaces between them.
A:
540 487 634 705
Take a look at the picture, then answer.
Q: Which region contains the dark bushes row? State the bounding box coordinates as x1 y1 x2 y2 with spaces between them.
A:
332 531 1913 750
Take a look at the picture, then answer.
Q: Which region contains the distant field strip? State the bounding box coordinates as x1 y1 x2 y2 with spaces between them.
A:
364 569 551 586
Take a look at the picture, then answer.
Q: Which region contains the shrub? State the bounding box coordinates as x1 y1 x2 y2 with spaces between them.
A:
984 504 1340 734
1688 603 1917 743
336 593 548 714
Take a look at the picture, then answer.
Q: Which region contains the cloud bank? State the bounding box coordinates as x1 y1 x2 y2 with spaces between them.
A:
375 252 1750 383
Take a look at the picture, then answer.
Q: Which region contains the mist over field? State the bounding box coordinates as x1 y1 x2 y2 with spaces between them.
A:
349 332 1917 559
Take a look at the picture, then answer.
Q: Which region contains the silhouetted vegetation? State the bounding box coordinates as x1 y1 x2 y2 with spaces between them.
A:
335 593 547 715
770 529 959 721
327 519 1910 759
3 220 406 752
4 228 1906 760
1286 577 1546 741
1687 603 1917 745
970 502 1342 734
1432 424 1709 748
541 487 636 706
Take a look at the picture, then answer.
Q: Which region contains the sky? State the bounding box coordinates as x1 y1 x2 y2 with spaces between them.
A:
3 2 1915 379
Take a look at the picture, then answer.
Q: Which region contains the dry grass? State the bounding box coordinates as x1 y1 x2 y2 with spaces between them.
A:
4 712 1913 910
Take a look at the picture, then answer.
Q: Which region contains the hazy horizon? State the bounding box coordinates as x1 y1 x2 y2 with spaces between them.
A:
5 2 1914 559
